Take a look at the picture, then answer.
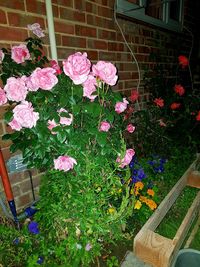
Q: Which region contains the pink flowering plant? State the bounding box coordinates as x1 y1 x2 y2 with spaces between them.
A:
0 27 137 266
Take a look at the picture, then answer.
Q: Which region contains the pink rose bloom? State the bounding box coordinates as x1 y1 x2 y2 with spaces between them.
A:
13 101 39 128
0 87 7 105
4 76 28 102
11 44 30 64
116 148 135 168
29 67 58 90
0 49 4 63
158 119 166 127
126 124 135 133
83 74 97 100
115 98 129 114
8 119 22 131
27 23 45 38
47 119 58 134
99 121 111 132
92 61 118 86
54 155 77 172
129 90 139 102
50 60 62 75
63 52 91 85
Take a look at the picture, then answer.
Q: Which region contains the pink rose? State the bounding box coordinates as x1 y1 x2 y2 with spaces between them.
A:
126 124 135 133
27 23 45 38
83 74 97 100
50 60 62 75
58 108 73 126
0 49 5 63
8 119 22 131
13 101 39 128
92 61 118 86
116 148 135 168
63 52 91 85
115 98 129 114
4 76 28 102
99 121 111 132
0 87 7 105
29 67 58 90
54 155 77 172
47 119 58 134
174 84 185 96
11 44 30 64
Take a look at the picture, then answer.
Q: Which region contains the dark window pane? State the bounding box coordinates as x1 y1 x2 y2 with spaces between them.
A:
145 0 163 20
169 0 180 21
127 0 140 4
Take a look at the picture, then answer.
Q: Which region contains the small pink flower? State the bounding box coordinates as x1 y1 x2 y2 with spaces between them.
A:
196 111 200 121
116 148 135 168
4 76 28 102
54 155 77 172
126 124 135 133
154 98 164 108
0 87 7 105
13 101 39 129
178 55 189 68
58 108 73 126
29 67 58 91
85 243 92 251
129 90 139 102
158 119 166 127
99 121 111 132
174 84 185 96
50 60 62 75
63 52 91 85
0 49 5 63
92 61 118 86
47 119 58 134
83 74 97 100
115 98 129 114
27 23 45 38
8 119 22 131
11 44 30 64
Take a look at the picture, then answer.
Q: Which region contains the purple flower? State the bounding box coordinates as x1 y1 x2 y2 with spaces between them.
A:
28 221 40 234
85 243 92 251
37 256 44 265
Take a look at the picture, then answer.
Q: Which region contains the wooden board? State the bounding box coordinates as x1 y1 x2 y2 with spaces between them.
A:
134 154 200 267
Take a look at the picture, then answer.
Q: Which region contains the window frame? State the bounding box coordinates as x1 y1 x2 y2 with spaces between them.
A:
115 0 184 32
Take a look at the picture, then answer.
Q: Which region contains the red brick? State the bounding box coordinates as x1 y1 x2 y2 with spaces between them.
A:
74 0 86 11
108 42 124 52
1 147 12 162
9 172 25 184
62 36 86 48
97 5 112 17
0 26 28 42
85 50 98 61
0 139 12 149
86 2 98 14
0 0 25 10
60 7 85 23
0 122 4 136
118 71 133 80
87 14 114 29
87 39 107 50
17 192 32 208
116 53 132 61
98 29 116 41
52 0 73 7
12 184 21 197
138 46 150 54
75 25 97 38
26 0 46 15
57 47 75 59
8 12 45 29
99 51 117 61
0 9 7 24
54 21 74 34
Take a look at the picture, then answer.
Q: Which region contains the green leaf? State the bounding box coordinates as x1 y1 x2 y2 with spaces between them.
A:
96 132 107 147
4 111 13 123
57 131 67 143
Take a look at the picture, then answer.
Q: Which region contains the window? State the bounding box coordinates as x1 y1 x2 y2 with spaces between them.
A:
116 0 184 32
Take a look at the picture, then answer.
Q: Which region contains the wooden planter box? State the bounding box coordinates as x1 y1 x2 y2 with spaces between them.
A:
134 154 200 267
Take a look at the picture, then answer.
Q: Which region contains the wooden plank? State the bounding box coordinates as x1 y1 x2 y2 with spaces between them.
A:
187 171 200 189
173 191 200 247
184 215 200 248
134 230 174 267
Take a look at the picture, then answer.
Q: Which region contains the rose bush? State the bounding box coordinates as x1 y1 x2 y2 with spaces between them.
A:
0 25 148 266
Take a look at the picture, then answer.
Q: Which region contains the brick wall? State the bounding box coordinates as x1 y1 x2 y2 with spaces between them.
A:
0 0 199 212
